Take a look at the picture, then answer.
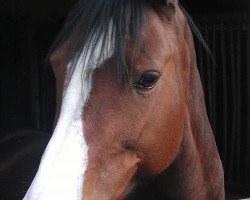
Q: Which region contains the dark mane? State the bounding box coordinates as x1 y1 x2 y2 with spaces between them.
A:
48 0 210 81
179 4 211 55
49 0 149 81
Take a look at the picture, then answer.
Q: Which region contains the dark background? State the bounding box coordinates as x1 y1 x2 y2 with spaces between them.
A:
0 0 250 195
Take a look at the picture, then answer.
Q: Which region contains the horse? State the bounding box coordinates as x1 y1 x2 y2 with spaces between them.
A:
8 0 226 199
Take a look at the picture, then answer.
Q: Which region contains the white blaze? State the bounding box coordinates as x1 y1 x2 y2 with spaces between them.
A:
24 24 114 200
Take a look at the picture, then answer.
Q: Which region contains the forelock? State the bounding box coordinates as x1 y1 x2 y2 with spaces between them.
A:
49 0 151 82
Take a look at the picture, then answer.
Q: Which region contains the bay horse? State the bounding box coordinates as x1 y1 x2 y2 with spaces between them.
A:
22 0 224 199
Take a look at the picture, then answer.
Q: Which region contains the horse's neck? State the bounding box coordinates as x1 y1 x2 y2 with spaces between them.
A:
154 56 225 199
181 65 224 199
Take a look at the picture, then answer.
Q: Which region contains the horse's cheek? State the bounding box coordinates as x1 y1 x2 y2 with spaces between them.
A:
138 124 183 175
138 98 185 175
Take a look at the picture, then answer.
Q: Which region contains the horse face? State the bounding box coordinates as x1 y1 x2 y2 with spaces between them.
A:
24 1 191 200
81 9 189 199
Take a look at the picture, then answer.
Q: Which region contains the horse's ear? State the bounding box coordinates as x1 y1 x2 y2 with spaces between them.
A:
153 0 177 14
153 0 177 20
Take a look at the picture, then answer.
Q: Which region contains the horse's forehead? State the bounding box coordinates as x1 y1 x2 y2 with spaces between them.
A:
50 10 175 77
143 11 168 43
138 11 175 67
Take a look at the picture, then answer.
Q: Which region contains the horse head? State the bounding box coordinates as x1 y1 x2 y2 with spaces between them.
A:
24 0 224 199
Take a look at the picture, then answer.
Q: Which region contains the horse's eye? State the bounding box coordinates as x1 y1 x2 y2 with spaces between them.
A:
134 71 160 91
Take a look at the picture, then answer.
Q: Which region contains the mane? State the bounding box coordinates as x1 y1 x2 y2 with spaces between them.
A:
48 0 149 81
48 0 210 82
179 3 211 55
